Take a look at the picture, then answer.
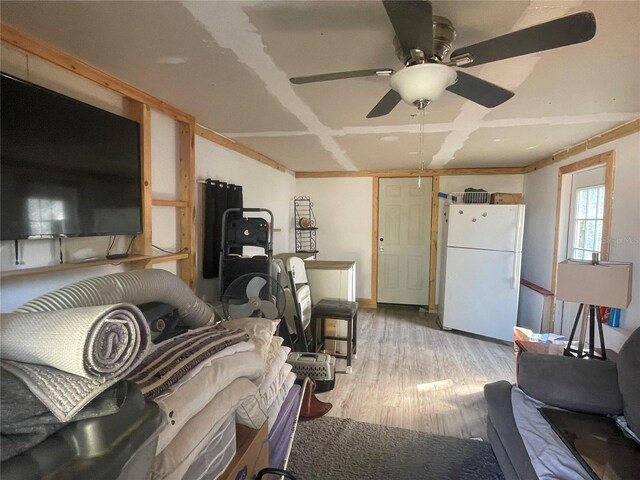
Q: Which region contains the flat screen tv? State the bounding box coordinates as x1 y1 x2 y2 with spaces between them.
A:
1 72 142 240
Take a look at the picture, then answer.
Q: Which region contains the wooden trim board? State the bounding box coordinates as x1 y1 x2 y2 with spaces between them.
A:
153 199 188 208
357 298 377 309
549 150 616 330
0 255 152 280
129 101 153 260
370 177 379 306
428 175 439 311
296 166 525 178
179 121 197 289
195 124 287 173
524 119 639 173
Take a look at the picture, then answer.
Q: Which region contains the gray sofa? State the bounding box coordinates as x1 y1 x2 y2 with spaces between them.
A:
485 327 640 480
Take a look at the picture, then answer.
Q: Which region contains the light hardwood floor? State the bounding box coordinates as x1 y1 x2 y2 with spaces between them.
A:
317 305 516 440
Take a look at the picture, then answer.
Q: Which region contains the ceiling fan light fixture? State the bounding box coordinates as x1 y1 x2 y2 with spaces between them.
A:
390 64 457 107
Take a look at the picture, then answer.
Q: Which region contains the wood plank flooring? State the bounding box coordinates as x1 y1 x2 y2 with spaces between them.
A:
317 305 516 440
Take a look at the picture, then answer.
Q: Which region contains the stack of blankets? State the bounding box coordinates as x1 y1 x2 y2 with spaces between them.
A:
1 306 298 480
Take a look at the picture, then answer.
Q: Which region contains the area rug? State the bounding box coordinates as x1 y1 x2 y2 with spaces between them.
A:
288 417 504 480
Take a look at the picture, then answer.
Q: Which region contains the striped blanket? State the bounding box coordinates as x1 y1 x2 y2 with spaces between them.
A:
127 326 250 399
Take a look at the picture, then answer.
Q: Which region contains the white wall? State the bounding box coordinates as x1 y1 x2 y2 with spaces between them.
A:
0 45 180 311
194 137 296 303
295 177 374 301
521 132 640 350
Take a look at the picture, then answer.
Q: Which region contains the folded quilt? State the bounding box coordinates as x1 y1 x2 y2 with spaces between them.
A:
127 326 250 399
261 345 291 394
155 350 265 453
0 370 122 461
153 377 257 480
237 362 293 429
0 304 149 422
266 372 297 430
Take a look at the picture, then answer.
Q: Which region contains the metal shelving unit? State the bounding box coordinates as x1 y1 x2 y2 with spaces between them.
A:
294 196 318 254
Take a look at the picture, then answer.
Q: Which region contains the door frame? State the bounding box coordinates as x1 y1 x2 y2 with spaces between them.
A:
370 175 439 310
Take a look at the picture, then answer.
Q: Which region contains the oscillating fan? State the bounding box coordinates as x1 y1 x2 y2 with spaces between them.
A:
221 273 286 320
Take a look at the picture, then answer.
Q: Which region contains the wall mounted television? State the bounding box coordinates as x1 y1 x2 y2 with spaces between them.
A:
1 72 142 241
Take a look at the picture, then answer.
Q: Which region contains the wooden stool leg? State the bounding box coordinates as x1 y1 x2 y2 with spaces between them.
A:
352 312 357 358
345 318 352 374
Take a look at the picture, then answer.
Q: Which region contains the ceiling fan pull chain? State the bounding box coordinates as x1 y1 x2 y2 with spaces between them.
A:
418 107 426 188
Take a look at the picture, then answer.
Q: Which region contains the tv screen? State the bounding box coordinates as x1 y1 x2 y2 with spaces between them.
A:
1 73 142 240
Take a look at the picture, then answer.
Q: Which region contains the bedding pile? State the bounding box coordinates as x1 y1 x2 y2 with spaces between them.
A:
0 304 151 422
1 286 300 479
148 317 286 480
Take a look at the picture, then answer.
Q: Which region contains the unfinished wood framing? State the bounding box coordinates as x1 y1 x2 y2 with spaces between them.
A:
296 166 525 179
524 119 638 173
370 177 380 305
0 33 199 285
129 101 153 265
549 150 616 331
152 199 188 208
0 255 152 280
428 176 440 312
178 122 197 289
195 124 287 172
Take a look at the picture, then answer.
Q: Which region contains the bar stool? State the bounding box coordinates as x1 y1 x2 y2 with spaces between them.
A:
311 298 358 374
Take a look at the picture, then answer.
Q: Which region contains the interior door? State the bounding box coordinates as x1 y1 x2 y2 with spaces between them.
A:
377 177 431 305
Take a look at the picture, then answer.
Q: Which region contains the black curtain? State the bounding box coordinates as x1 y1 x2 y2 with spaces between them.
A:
202 180 243 279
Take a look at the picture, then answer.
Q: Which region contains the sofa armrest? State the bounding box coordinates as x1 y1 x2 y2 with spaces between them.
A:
519 352 623 415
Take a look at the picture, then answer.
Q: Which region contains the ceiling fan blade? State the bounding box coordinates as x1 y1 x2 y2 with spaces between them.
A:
258 301 280 319
383 0 434 57
290 69 393 85
246 276 267 299
451 11 596 68
366 89 402 118
446 71 514 108
228 302 257 319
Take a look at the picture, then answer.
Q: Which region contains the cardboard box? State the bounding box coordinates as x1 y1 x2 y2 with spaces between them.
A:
491 193 523 204
556 260 632 308
221 423 269 480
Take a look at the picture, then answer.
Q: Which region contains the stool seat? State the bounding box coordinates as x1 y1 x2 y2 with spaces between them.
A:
311 298 358 373
312 299 358 318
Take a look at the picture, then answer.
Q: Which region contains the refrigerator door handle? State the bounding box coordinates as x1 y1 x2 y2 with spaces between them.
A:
514 206 524 252
512 253 521 289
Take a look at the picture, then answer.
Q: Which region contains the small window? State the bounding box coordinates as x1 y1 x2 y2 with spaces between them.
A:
571 185 604 260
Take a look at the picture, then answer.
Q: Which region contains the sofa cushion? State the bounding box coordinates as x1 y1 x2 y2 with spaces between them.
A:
617 327 640 435
518 353 623 415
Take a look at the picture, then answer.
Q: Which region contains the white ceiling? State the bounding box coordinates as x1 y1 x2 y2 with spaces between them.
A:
2 1 639 172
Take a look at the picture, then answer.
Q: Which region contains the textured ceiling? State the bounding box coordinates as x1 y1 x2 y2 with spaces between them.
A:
2 1 639 172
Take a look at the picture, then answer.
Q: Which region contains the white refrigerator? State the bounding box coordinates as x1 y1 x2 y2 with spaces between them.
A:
438 204 525 342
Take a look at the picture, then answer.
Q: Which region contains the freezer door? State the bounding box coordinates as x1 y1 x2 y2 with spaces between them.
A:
446 204 525 252
442 247 521 342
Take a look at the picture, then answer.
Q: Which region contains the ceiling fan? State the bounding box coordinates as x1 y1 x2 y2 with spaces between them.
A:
289 1 596 118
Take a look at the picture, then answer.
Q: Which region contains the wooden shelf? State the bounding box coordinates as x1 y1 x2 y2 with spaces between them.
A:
1 255 152 280
152 199 188 208
150 253 189 264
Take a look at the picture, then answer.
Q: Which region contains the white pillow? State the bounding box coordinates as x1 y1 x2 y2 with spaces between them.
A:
220 318 278 362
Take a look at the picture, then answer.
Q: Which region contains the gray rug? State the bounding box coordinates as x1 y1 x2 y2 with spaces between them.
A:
288 417 504 480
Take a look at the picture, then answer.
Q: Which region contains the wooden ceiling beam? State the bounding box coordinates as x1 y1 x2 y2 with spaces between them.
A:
295 166 526 178
523 118 639 174
194 124 287 173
